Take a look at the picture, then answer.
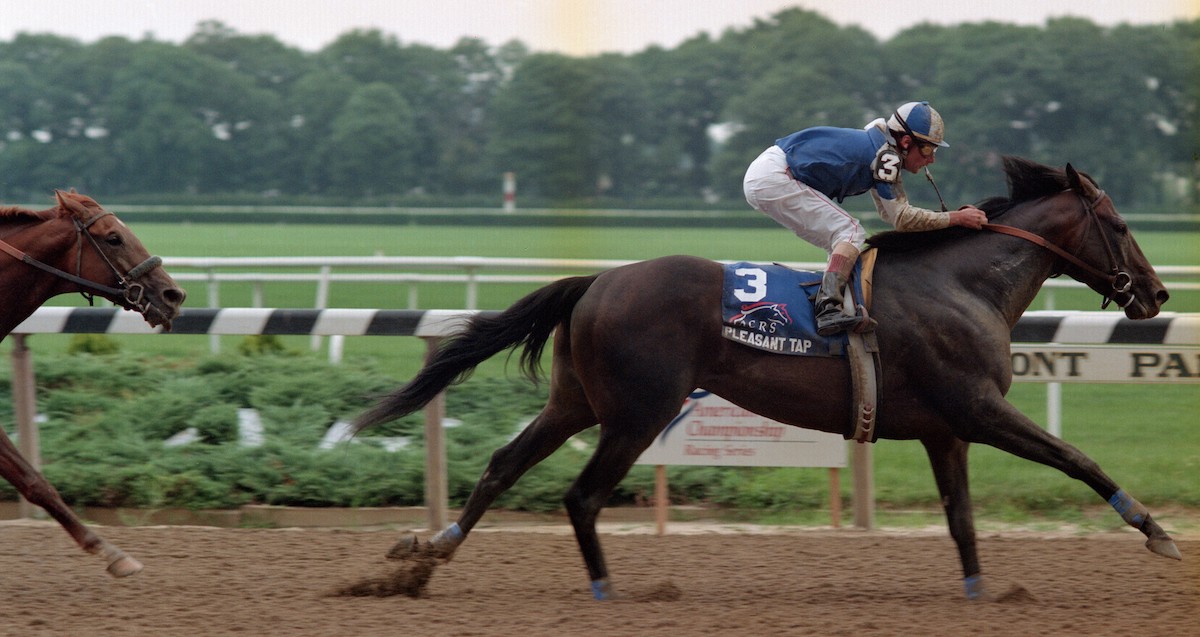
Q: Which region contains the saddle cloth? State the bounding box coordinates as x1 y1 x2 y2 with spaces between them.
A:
720 256 869 357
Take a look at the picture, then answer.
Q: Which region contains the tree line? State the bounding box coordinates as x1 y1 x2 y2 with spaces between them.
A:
0 8 1196 210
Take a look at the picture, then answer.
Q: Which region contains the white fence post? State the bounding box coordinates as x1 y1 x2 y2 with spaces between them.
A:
312 265 332 352
1044 290 1062 437
10 335 41 519
423 337 448 532
206 269 221 353
464 267 479 310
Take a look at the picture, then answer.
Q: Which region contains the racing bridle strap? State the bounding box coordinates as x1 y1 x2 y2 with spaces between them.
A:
0 211 163 307
980 223 1111 279
981 190 1133 309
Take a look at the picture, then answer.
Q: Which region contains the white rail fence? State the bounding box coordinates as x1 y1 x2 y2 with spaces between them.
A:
161 256 1200 312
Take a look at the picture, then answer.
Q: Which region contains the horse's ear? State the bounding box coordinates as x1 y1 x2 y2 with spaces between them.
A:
1070 161 1099 196
1064 163 1085 191
54 189 86 217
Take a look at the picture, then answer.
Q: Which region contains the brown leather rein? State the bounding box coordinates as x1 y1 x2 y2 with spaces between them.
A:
981 189 1133 309
0 211 163 309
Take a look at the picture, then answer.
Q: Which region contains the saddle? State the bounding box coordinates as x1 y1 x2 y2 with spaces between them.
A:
721 250 881 442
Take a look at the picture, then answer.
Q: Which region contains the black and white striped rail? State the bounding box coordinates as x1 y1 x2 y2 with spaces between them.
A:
13 307 494 338
12 308 1200 344
1009 311 1198 344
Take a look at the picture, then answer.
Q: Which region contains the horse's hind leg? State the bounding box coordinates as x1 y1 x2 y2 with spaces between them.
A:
559 363 693 600
0 429 142 576
562 419 668 601
403 375 598 561
921 436 987 599
961 396 1181 561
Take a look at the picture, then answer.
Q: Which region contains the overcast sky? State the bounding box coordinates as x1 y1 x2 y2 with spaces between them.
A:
2 1 1197 56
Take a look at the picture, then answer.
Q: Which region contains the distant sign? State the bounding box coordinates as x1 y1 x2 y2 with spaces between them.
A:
635 391 846 468
1010 345 1199 383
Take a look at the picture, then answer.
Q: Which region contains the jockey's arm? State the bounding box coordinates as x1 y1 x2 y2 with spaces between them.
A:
870 180 951 232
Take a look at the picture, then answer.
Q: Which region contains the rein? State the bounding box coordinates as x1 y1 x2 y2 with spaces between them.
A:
0 211 163 310
981 189 1133 309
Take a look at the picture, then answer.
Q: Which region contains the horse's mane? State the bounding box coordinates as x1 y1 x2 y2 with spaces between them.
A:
866 156 1079 252
0 205 49 223
0 191 98 225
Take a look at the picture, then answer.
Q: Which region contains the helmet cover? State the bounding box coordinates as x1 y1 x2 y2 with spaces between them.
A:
888 101 949 147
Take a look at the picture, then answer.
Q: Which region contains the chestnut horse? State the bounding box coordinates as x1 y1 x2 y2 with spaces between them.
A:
0 190 185 576
354 158 1177 600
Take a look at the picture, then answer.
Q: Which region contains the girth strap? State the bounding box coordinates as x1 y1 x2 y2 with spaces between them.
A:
847 249 881 443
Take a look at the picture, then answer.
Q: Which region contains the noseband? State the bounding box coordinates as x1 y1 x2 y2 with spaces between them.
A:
0 211 164 312
982 189 1134 309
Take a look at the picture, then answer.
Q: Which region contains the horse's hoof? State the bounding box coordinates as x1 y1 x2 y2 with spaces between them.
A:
963 575 987 600
1147 536 1182 560
106 555 144 577
428 523 464 561
386 535 420 560
590 578 620 600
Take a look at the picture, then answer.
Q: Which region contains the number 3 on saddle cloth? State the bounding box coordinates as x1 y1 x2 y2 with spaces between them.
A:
722 253 874 357
722 251 881 442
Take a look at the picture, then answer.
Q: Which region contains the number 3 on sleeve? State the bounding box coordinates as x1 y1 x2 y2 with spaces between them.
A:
873 149 900 183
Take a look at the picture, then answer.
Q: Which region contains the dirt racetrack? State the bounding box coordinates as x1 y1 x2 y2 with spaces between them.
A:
0 520 1195 636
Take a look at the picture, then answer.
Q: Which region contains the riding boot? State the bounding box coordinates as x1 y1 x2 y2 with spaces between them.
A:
814 271 870 336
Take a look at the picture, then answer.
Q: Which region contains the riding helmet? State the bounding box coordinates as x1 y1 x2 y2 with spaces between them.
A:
887 101 949 148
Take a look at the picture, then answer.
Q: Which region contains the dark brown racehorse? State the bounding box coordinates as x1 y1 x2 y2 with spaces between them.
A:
354 157 1178 601
0 190 185 576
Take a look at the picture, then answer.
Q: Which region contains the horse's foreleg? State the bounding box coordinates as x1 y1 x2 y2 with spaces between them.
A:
0 430 142 576
962 399 1181 562
921 436 988 600
1107 490 1181 560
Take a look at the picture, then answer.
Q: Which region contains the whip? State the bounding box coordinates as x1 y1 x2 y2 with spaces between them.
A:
925 168 949 212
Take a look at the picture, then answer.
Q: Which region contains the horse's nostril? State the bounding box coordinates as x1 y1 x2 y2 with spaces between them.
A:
1156 289 1170 305
164 287 187 305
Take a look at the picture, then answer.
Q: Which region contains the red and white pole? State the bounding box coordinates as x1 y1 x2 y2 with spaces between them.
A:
503 171 516 212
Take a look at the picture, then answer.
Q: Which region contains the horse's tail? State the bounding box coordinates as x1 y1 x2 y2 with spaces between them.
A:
352 274 598 433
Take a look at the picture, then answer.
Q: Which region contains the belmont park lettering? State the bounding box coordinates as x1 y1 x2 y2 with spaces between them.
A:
722 325 813 353
1129 351 1198 378
1010 350 1198 379
1010 351 1088 377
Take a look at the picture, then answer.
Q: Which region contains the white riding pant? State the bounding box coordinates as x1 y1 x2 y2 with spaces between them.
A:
743 145 866 254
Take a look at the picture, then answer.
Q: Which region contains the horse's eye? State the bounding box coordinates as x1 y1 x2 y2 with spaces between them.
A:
1113 221 1128 235
105 233 123 246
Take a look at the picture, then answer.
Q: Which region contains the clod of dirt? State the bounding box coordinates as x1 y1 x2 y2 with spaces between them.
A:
996 584 1038 604
386 534 420 560
332 555 438 598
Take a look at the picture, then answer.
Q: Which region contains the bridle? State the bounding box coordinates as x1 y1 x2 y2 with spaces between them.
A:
982 189 1134 309
0 210 163 312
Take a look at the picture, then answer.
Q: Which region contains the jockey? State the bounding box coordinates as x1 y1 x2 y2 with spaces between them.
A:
743 101 988 336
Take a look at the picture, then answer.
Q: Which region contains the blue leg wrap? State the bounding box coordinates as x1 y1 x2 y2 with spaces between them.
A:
431 522 464 550
1107 490 1146 527
590 578 612 601
964 575 984 600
